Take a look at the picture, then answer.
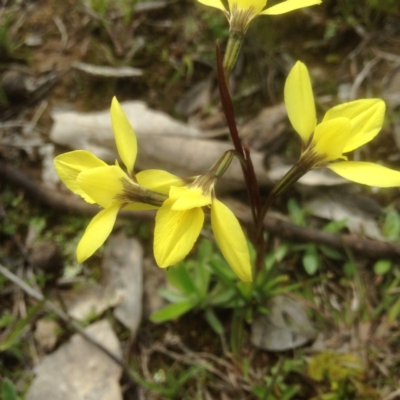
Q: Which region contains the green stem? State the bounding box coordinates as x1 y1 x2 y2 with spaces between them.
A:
230 306 245 357
257 162 308 234
216 43 261 225
142 188 168 207
223 30 244 84
208 150 236 179
120 181 168 208
253 162 308 274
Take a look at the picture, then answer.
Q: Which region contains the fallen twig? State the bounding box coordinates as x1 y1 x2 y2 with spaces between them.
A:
2 159 400 260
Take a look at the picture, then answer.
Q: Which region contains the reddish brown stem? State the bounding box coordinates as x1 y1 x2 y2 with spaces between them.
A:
215 42 261 225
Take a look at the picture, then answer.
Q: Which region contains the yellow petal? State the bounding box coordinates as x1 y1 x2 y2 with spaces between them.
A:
54 150 107 203
77 202 121 263
284 61 316 143
77 165 126 208
311 118 351 162
327 161 400 187
136 169 185 194
211 199 252 282
154 199 204 267
170 186 212 211
229 0 266 13
197 0 226 11
322 99 385 153
263 0 321 15
110 97 137 174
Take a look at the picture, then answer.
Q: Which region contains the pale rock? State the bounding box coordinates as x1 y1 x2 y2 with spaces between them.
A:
26 320 122 400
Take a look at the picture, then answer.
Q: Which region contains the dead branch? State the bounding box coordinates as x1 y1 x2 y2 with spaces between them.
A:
2 159 400 260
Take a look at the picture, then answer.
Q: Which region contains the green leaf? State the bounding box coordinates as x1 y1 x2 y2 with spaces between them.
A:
197 238 213 263
319 245 343 260
237 281 252 300
265 244 289 270
204 309 224 335
288 199 306 226
0 313 14 328
130 365 204 396
150 299 198 323
267 278 317 296
374 259 392 275
343 261 356 277
389 297 400 323
209 254 237 284
194 266 211 297
0 301 43 351
302 246 319 275
264 251 275 270
251 385 265 398
261 274 289 293
166 263 198 296
194 253 211 297
2 378 18 400
383 210 400 240
175 365 205 386
275 243 289 262
157 289 189 304
323 219 347 233
282 385 299 399
209 286 237 307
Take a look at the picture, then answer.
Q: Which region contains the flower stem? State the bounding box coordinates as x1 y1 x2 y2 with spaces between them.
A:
256 162 308 238
216 42 261 225
119 180 168 207
253 162 308 274
223 30 244 84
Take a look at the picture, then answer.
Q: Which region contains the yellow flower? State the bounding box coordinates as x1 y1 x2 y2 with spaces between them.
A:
284 61 400 187
198 0 322 33
154 156 252 282
54 97 182 263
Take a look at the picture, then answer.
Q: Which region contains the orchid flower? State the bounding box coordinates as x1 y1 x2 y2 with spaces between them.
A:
153 151 252 282
280 61 400 191
54 97 183 263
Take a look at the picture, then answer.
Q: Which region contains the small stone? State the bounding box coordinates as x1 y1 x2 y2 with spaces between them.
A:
26 320 122 400
251 295 316 351
103 233 143 336
34 319 60 352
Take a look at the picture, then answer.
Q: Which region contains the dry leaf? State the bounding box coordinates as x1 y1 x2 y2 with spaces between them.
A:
72 62 143 78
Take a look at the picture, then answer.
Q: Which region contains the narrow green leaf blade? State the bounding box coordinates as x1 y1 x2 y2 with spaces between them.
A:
166 263 199 296
204 309 224 335
150 299 198 323
0 301 43 351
